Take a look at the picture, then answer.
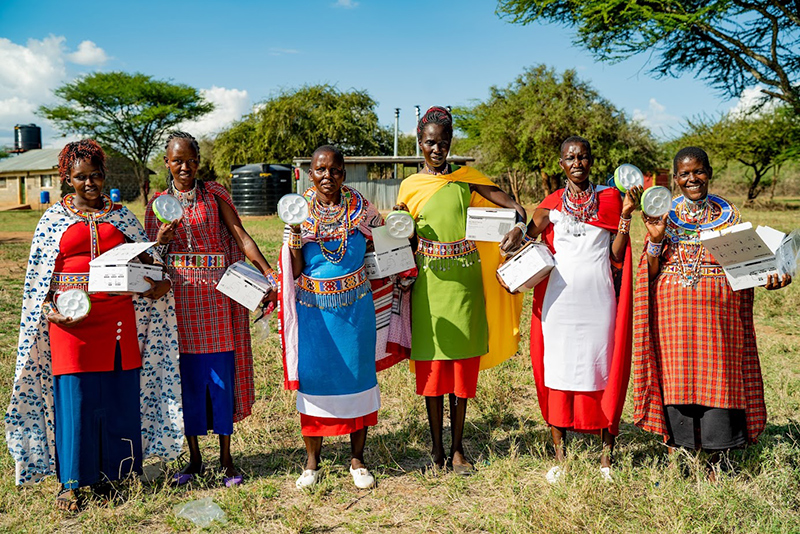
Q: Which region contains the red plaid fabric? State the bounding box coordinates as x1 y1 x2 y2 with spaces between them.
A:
633 231 766 442
146 182 255 422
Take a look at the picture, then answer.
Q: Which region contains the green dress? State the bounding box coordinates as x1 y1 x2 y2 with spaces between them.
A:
411 181 489 360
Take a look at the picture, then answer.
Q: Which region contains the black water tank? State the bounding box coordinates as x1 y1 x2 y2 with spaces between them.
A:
230 163 293 216
14 124 42 152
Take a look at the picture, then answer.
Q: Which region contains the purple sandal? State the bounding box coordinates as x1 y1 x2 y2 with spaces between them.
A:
223 474 244 487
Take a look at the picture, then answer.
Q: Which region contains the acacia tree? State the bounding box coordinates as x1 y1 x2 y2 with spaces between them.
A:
212 85 392 177
39 72 213 204
497 1 800 112
684 105 800 204
454 65 660 200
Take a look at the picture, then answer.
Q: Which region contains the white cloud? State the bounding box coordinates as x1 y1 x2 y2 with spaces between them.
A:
633 98 680 137
67 40 109 66
180 86 250 137
0 36 109 146
728 85 779 118
333 0 359 8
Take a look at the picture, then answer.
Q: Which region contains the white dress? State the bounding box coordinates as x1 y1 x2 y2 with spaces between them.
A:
541 206 616 391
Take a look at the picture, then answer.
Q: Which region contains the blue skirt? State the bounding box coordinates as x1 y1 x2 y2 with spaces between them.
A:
53 345 142 489
180 351 235 436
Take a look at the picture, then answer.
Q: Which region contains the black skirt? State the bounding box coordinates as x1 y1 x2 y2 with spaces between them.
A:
665 404 747 451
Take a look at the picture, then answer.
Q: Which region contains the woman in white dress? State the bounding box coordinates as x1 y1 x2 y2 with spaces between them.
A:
526 136 640 481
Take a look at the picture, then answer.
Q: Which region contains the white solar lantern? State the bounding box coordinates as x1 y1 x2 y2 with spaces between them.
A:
277 194 310 225
641 186 672 218
56 289 91 319
152 194 184 224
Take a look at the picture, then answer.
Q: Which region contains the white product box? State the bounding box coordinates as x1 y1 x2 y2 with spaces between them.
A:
496 241 555 293
699 222 796 291
465 207 517 242
88 241 163 294
363 226 416 279
216 260 274 311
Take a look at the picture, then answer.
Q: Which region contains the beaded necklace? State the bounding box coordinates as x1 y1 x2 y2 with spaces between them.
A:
62 193 113 259
169 180 198 251
674 196 710 288
309 191 350 264
423 163 451 176
561 182 598 237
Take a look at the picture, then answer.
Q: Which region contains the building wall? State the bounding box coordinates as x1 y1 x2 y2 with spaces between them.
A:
0 172 59 207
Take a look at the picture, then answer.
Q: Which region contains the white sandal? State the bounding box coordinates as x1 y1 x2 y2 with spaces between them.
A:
600 466 613 481
349 466 375 489
295 469 319 489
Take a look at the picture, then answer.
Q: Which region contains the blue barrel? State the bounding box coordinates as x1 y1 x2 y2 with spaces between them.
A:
110 188 122 202
39 191 50 204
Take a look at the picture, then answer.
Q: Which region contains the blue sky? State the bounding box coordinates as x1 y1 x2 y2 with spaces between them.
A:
0 0 751 148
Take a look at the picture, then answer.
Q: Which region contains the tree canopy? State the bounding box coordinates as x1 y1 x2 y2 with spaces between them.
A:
497 1 800 112
39 71 213 203
212 85 392 178
682 105 800 203
454 65 661 200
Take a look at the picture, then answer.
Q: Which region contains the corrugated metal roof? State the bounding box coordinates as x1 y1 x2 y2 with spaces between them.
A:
0 149 60 173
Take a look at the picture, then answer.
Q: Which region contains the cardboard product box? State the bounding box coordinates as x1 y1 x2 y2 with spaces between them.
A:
364 226 415 280
216 261 274 311
88 242 163 294
496 241 555 293
465 207 517 242
699 222 796 291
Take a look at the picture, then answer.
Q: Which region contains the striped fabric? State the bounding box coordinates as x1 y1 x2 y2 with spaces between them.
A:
632 196 766 442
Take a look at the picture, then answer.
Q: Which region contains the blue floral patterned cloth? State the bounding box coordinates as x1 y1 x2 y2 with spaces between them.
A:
4 201 184 485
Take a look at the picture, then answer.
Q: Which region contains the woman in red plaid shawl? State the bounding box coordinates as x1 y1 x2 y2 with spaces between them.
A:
145 131 277 487
634 147 791 466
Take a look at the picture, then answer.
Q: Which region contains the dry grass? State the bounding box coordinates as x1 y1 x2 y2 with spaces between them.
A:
0 198 798 532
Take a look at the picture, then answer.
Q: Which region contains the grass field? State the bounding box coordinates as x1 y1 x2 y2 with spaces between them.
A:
0 199 798 533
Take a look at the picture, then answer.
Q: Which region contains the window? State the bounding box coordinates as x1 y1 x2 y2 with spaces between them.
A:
40 175 54 189
0 178 6 189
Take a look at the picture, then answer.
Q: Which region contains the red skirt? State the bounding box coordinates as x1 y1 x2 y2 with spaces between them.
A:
545 388 610 434
300 411 378 437
414 356 481 398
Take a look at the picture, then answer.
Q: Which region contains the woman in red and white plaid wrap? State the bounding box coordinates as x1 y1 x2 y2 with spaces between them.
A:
146 131 277 487
633 147 791 465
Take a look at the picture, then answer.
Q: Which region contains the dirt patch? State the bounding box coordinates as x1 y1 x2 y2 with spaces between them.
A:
0 232 32 244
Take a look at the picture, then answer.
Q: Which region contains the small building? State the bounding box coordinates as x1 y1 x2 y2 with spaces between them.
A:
292 155 475 211
0 148 148 208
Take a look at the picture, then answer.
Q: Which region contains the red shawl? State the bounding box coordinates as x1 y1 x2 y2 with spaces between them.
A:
529 186 633 435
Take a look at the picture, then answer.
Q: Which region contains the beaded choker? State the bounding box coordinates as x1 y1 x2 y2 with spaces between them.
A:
423 163 451 176
562 183 598 223
62 194 114 259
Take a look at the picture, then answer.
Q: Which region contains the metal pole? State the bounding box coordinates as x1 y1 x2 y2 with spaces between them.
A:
393 108 400 179
414 105 420 157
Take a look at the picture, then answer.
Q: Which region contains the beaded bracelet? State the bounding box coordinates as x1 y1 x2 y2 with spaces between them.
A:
617 216 632 235
265 268 278 289
41 301 56 317
646 239 664 258
514 221 527 233
288 231 303 249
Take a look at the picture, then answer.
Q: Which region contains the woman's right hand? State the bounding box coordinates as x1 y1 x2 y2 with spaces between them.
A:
393 202 409 212
156 219 181 245
46 311 88 327
642 213 668 244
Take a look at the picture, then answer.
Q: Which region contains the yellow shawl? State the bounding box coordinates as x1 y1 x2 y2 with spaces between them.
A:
397 166 523 370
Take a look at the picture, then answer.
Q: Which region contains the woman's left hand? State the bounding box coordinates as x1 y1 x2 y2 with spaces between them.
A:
141 276 171 299
622 185 644 218
765 273 792 290
500 226 525 254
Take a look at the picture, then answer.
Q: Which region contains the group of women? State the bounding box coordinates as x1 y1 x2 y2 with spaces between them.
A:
4 107 792 512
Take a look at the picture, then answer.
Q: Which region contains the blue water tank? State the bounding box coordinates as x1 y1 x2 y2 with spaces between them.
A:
39 191 50 204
